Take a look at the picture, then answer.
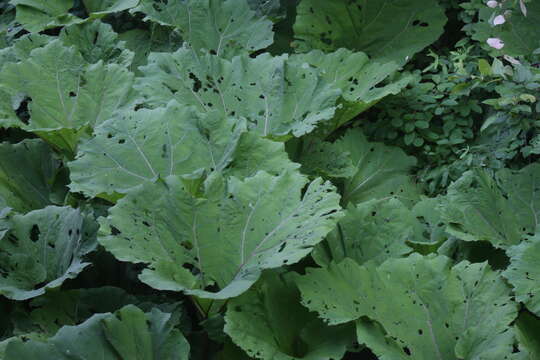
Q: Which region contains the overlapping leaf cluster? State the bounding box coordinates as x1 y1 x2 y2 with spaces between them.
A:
0 0 539 359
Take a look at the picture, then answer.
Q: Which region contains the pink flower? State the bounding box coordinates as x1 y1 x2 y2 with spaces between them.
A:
493 15 506 25
487 0 499 8
487 37 505 49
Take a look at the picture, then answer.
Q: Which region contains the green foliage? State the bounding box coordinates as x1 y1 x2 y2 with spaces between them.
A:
0 0 539 358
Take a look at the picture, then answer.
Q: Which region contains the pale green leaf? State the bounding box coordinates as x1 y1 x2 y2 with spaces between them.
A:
136 47 340 138
132 0 273 57
99 171 343 299
83 0 138 17
68 101 245 198
224 271 353 360
293 0 447 63
10 0 83 33
290 49 411 128
0 40 136 154
4 305 189 360
297 255 517 359
226 132 301 179
0 206 97 300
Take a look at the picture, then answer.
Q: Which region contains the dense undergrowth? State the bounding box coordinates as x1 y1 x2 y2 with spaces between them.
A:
0 0 539 359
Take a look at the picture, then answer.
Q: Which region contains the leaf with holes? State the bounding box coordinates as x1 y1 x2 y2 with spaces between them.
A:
132 0 273 57
0 206 97 300
503 234 540 316
440 164 540 249
98 171 343 299
293 0 447 64
0 40 136 155
296 254 518 359
4 305 190 360
312 198 420 267
136 46 340 138
0 139 67 213
224 270 353 360
68 101 245 198
290 49 412 129
292 136 356 179
59 21 134 66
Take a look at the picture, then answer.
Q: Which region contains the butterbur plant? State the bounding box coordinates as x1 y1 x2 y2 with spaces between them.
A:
0 0 539 359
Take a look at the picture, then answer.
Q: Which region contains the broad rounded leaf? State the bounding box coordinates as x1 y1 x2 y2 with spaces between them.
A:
441 164 540 249
0 206 97 300
69 101 246 198
335 128 419 206
4 305 189 360
0 40 136 154
293 0 447 63
296 255 517 359
132 0 273 57
290 49 411 127
227 132 301 179
224 271 353 360
312 198 419 267
503 235 540 316
136 47 340 138
99 171 343 299
11 0 83 33
59 21 134 66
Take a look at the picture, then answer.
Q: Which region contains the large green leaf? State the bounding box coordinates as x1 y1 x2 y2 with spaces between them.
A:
224 271 353 360
503 234 540 316
290 49 411 129
0 40 136 154
440 164 540 249
227 132 301 179
132 0 273 57
136 47 340 138
99 171 343 299
0 139 66 213
83 0 138 17
68 101 245 198
312 198 419 267
293 0 447 63
10 0 83 33
291 136 356 179
296 255 517 359
118 27 183 75
0 206 97 300
334 128 419 206
4 305 189 360
59 21 134 66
